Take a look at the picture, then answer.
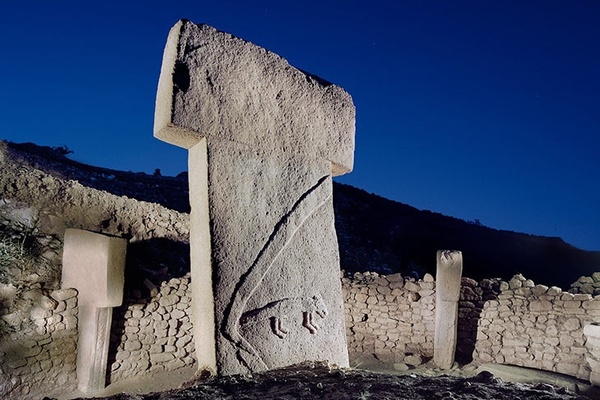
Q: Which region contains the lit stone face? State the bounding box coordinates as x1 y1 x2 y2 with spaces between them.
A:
62 228 127 393
434 250 463 370
62 229 126 307
154 20 355 375
584 324 600 386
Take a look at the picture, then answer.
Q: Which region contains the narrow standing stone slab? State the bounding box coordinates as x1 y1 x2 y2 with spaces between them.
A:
76 305 113 391
62 228 127 393
434 250 463 369
154 20 354 375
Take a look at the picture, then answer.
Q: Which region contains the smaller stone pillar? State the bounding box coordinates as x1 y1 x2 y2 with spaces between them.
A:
584 323 600 386
62 229 127 393
434 250 463 369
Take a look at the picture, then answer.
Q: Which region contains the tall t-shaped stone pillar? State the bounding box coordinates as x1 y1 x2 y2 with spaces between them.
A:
154 20 354 375
434 250 463 369
62 229 126 393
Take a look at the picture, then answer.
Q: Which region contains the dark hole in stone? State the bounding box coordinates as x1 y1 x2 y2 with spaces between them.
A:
173 60 190 93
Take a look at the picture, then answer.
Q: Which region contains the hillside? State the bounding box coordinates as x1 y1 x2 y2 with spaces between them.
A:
3 140 599 289
333 183 600 288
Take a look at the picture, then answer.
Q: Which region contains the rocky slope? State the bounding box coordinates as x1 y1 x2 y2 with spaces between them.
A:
334 184 600 288
2 140 599 290
0 141 190 342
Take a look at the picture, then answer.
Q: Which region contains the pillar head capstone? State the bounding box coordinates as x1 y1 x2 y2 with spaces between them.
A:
154 19 355 176
61 228 126 307
436 250 463 302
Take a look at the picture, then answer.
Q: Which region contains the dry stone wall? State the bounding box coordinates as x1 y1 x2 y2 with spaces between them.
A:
342 271 502 369
1 143 192 399
1 274 198 400
0 287 78 399
456 277 503 363
109 274 196 381
4 141 600 394
343 271 600 382
342 271 436 368
3 260 600 399
570 273 600 296
473 274 600 381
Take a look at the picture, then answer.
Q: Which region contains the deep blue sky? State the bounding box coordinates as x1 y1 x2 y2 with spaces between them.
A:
1 1 598 251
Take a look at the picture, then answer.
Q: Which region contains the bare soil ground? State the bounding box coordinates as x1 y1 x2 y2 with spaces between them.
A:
56 363 596 400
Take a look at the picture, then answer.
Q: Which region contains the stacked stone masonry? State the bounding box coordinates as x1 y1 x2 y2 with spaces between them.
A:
5 264 600 399
341 271 502 368
0 287 79 400
456 276 503 363
343 271 600 381
342 271 436 367
109 273 196 381
474 273 600 381
1 143 193 399
1 275 197 400
570 272 600 296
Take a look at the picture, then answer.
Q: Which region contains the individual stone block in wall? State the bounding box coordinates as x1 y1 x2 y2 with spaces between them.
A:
434 250 463 369
62 228 126 394
154 20 354 375
584 323 600 386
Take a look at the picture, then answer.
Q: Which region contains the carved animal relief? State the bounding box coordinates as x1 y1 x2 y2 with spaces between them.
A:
154 20 355 375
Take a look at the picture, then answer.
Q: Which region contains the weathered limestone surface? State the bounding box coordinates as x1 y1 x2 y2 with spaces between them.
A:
154 20 354 175
62 229 127 393
62 229 126 309
434 250 463 369
154 20 354 375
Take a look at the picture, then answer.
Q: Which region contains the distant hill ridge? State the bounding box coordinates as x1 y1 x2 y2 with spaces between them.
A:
333 183 600 288
4 141 599 288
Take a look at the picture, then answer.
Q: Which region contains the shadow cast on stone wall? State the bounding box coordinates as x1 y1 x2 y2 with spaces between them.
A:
123 238 191 296
106 238 191 385
456 278 502 364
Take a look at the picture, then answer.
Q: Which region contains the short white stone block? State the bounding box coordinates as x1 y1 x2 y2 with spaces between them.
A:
62 229 126 307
